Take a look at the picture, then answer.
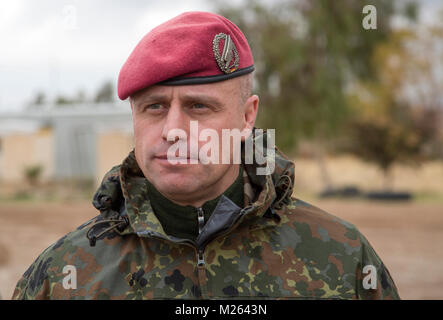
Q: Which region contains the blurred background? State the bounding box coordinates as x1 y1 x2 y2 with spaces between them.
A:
0 0 442 299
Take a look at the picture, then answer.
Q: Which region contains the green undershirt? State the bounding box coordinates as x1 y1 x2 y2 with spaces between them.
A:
146 166 244 241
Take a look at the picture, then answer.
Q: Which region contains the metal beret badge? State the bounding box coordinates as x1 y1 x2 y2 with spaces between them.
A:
213 33 239 74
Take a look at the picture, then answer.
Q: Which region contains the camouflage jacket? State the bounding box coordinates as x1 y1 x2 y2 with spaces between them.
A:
12 133 400 300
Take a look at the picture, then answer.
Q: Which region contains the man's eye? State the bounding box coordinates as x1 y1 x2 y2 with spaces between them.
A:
143 103 164 111
191 103 208 110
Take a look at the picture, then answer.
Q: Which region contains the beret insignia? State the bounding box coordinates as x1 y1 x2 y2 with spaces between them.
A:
213 33 239 74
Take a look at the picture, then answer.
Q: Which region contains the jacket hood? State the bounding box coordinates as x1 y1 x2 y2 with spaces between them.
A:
90 129 294 242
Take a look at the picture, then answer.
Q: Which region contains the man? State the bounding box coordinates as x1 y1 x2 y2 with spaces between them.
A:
12 11 399 300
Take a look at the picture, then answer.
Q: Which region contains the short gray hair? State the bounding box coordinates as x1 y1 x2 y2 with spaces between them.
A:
239 73 253 104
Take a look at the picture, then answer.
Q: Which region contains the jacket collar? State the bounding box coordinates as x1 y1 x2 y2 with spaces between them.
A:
91 129 295 239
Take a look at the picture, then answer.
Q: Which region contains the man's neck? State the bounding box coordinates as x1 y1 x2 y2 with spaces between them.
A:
157 164 240 207
145 166 244 241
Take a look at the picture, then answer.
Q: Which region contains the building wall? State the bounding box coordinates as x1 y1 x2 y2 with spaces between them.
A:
54 120 96 180
96 131 134 187
0 128 54 182
0 104 133 184
0 128 134 185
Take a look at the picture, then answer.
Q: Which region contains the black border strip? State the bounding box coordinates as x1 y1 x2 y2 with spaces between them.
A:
0 299 424 318
160 65 255 86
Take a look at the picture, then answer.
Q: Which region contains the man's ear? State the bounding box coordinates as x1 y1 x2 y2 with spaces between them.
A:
242 94 259 139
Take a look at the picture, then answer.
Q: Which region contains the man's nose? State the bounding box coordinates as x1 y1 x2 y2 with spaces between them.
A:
161 103 189 142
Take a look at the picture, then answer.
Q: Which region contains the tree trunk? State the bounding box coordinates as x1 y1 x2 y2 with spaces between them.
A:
314 142 333 190
382 167 394 192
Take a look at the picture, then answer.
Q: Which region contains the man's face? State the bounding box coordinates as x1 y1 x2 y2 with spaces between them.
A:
130 76 258 206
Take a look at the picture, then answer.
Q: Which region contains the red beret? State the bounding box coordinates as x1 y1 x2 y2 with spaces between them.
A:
117 11 254 100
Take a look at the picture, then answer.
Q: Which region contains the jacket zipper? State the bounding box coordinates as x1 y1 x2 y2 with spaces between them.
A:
197 249 205 267
142 206 251 263
196 206 252 269
143 206 251 298
196 207 205 267
197 207 205 235
144 229 208 296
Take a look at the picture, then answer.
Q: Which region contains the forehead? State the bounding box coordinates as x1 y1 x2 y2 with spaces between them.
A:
131 77 241 103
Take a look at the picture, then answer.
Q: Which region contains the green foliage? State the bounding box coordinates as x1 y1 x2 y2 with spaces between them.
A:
39 81 113 106
346 106 421 172
344 103 439 190
24 165 43 186
12 190 33 201
32 92 46 105
54 90 86 105
345 23 442 175
215 0 400 154
55 95 72 105
94 81 114 103
403 1 419 21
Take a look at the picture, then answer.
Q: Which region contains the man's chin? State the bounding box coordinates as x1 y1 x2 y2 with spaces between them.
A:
151 175 202 197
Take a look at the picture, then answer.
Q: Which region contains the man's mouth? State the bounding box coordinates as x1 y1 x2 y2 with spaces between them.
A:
154 154 172 160
154 153 199 163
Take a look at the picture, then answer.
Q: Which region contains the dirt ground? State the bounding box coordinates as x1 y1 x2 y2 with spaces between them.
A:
0 199 442 299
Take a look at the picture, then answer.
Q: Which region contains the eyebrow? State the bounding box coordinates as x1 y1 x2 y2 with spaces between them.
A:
180 93 224 109
134 92 224 110
133 94 170 105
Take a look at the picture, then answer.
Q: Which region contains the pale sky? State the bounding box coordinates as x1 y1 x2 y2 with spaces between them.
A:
0 0 213 111
0 0 441 111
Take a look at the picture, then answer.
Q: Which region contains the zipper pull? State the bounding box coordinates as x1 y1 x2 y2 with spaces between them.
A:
197 207 204 234
197 249 205 267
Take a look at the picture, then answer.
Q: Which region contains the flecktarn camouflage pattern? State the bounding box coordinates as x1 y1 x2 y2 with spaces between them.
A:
12 131 400 299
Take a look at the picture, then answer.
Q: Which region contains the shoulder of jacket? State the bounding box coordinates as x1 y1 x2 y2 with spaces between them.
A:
12 215 106 299
280 197 364 248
